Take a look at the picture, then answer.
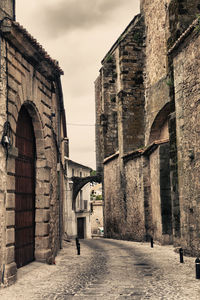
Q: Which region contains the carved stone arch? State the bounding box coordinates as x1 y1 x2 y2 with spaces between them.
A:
72 175 102 210
149 102 171 144
23 101 46 159
15 102 51 263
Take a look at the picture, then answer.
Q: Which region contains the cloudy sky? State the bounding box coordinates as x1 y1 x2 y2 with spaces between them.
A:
16 0 140 169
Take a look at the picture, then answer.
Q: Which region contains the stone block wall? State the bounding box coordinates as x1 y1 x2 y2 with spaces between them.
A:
98 53 118 160
149 143 172 244
0 19 65 285
95 76 104 174
96 0 200 255
142 0 171 144
124 155 146 241
117 16 145 154
172 27 200 255
95 15 145 166
96 15 146 240
159 143 172 237
0 0 14 20
103 155 125 238
168 0 200 48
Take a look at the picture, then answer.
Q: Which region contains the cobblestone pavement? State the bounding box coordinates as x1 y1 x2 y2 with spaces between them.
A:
1 238 200 299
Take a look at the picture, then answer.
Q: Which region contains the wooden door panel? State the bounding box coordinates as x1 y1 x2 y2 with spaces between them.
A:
15 194 34 210
15 227 34 248
15 106 36 268
15 177 34 194
15 211 35 228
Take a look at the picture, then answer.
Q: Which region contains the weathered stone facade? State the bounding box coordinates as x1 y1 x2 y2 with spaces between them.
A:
95 0 200 255
170 20 200 255
0 1 66 286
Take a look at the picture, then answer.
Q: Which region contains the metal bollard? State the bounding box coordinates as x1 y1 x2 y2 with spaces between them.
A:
151 237 154 248
179 248 184 263
77 242 80 255
195 258 200 279
75 237 80 255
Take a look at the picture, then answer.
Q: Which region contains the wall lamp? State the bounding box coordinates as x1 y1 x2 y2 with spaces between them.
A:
1 121 12 149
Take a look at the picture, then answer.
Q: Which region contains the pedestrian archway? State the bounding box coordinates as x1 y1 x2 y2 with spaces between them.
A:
72 174 102 210
15 106 36 268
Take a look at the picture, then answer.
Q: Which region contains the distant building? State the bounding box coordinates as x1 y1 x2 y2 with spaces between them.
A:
64 159 92 239
91 183 102 198
90 183 104 236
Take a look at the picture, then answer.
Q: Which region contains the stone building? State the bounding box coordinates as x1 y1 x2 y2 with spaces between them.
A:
95 0 200 255
90 183 103 236
64 159 92 239
0 0 67 286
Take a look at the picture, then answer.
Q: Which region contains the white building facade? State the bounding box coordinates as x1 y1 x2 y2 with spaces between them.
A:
64 159 92 239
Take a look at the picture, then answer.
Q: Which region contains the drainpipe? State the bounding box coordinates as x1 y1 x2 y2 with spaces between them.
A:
56 77 63 250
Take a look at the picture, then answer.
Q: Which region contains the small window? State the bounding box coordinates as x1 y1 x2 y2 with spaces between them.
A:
84 200 87 210
80 190 83 209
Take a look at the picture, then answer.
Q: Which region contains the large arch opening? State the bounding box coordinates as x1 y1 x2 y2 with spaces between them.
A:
148 103 173 244
72 175 102 210
149 103 171 143
15 106 36 268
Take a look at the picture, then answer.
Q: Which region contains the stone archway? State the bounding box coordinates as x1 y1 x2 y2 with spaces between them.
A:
148 103 173 244
22 102 52 263
72 175 102 210
149 102 171 143
13 101 52 267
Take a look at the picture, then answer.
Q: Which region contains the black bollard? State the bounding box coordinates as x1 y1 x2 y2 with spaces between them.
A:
77 242 80 255
151 237 154 248
75 237 80 255
179 248 184 263
195 258 200 279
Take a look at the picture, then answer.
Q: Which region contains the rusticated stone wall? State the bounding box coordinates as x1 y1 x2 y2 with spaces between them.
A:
0 15 65 286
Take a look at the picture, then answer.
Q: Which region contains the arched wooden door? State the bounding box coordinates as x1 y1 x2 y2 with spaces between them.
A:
15 106 36 268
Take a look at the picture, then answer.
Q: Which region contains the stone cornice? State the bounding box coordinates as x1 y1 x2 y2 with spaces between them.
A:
103 151 119 165
0 18 64 79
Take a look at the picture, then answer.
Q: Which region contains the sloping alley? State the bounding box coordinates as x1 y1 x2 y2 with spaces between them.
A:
1 238 200 299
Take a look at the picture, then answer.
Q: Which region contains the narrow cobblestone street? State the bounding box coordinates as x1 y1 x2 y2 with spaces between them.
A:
1 238 200 299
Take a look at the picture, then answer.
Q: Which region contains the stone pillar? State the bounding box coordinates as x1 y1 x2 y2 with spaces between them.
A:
35 159 51 263
3 147 18 286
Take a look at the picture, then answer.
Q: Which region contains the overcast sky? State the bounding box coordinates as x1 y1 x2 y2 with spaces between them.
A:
16 0 140 169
